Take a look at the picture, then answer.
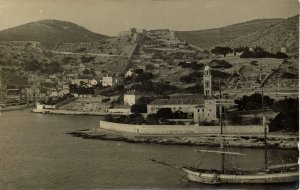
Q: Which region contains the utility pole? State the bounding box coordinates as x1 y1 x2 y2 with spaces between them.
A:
261 87 264 110
219 79 225 173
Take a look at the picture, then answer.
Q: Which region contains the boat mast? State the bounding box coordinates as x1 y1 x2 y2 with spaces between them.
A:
263 115 268 170
219 80 225 173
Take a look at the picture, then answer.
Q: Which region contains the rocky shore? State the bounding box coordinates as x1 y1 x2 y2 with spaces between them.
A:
68 128 298 149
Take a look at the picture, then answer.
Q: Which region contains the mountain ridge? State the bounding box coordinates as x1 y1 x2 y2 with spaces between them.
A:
0 19 108 43
176 16 298 52
219 15 299 52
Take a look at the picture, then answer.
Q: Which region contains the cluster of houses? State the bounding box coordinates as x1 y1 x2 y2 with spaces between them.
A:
112 66 235 124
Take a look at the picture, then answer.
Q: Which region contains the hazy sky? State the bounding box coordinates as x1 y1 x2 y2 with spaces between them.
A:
0 0 298 36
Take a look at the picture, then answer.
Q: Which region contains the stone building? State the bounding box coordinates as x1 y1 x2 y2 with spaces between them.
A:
146 65 234 123
203 66 212 97
124 91 141 106
102 74 121 87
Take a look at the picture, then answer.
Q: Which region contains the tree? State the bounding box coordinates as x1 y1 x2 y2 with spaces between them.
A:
269 98 299 132
131 104 147 113
146 114 159 124
235 93 274 111
227 111 242 125
211 46 233 57
145 64 155 70
104 114 113 122
24 59 42 71
156 108 173 119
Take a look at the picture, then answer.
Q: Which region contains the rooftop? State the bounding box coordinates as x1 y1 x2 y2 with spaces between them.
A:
148 98 204 106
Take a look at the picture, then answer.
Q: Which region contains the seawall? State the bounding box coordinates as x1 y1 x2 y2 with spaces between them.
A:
32 108 108 116
99 120 267 135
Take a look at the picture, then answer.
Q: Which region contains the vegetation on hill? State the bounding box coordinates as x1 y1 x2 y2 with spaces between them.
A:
0 19 108 43
240 49 288 59
176 18 282 49
221 15 299 53
270 98 299 132
234 93 274 111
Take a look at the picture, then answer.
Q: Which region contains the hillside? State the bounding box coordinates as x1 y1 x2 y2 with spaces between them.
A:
176 18 283 50
220 15 299 53
0 19 108 43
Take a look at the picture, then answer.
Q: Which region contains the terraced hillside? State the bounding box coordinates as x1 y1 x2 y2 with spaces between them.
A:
220 15 299 53
176 18 282 50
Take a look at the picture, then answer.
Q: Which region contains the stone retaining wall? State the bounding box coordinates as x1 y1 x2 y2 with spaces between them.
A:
99 120 268 135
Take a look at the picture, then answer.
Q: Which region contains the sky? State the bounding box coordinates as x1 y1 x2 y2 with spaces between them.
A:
0 0 298 36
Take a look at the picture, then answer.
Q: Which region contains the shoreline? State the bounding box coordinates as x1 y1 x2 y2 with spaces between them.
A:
32 108 110 116
68 128 299 149
1 103 35 111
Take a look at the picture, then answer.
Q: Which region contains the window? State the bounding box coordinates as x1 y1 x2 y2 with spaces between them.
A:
202 109 204 111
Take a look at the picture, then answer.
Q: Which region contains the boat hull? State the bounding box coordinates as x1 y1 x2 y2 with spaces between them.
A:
183 168 299 184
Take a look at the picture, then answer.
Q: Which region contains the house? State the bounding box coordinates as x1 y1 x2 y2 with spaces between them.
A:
147 98 204 114
147 65 234 123
193 99 234 123
71 79 89 85
124 91 141 106
125 69 134 77
23 88 35 100
58 89 69 97
107 107 131 114
6 89 21 101
102 74 121 87
50 91 58 97
62 85 70 90
88 79 98 86
280 47 287 53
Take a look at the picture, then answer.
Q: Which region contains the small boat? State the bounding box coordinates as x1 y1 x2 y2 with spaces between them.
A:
152 82 299 184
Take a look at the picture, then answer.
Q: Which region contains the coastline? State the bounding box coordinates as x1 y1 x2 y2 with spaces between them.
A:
68 128 299 149
1 103 35 111
32 108 110 116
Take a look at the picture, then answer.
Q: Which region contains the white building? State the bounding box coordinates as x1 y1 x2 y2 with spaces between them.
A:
50 91 58 97
125 69 134 77
193 99 234 123
147 66 234 123
88 79 98 86
124 91 141 106
280 47 287 53
147 98 204 114
102 75 121 87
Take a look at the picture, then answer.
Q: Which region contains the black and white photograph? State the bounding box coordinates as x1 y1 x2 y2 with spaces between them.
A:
0 0 299 189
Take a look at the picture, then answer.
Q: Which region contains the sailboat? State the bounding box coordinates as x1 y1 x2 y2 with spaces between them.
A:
152 115 298 184
151 82 299 184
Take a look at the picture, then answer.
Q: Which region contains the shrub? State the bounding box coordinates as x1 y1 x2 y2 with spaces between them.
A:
281 72 298 79
80 55 94 63
131 104 147 113
235 93 274 111
102 98 111 103
250 61 258 66
209 59 232 69
211 46 233 57
226 111 242 125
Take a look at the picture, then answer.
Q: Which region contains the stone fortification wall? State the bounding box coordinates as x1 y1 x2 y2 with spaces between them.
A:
99 120 267 135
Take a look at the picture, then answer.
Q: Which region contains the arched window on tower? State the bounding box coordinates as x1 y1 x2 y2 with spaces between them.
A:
205 81 210 88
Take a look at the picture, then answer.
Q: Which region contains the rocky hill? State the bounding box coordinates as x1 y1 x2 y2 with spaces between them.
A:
0 19 108 43
176 18 283 50
220 15 299 53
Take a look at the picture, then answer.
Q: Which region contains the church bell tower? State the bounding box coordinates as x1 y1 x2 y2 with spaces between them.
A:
203 66 212 97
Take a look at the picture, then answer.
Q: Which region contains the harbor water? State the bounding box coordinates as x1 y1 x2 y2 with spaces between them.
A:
0 109 298 189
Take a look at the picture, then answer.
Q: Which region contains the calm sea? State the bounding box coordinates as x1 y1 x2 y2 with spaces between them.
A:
0 109 298 189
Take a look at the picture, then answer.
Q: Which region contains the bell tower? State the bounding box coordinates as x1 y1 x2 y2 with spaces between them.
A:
203 66 212 97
